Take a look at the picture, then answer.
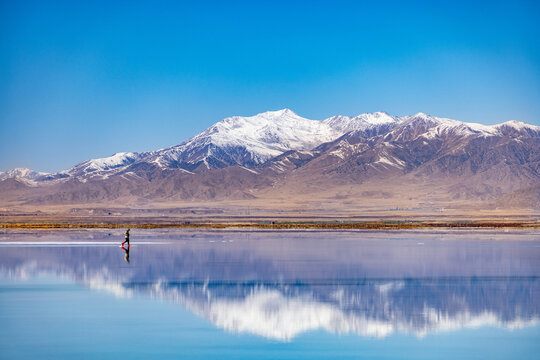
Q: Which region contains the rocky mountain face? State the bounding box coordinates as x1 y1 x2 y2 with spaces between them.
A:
1 109 539 210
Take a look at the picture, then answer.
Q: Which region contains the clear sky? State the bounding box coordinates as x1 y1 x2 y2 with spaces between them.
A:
1 0 539 172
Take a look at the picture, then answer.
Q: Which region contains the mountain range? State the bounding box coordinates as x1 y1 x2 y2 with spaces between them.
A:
1 109 539 214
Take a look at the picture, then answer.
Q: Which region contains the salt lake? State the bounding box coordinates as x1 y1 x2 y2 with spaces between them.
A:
1 228 539 359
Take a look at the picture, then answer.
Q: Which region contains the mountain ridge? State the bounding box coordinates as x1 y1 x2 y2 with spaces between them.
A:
1 109 539 211
6 109 539 178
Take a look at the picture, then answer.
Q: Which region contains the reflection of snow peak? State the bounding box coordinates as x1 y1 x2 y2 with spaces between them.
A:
89 277 134 298
199 289 392 341
149 284 539 341
3 263 539 342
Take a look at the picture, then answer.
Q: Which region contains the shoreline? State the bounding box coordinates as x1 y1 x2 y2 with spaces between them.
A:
2 221 540 230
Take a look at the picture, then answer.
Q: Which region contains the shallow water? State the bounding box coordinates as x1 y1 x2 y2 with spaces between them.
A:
1 229 539 359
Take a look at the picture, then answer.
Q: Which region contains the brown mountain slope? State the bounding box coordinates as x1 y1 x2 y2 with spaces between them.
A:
1 114 538 215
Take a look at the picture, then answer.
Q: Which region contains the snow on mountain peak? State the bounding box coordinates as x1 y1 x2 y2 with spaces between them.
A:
0 168 49 182
257 108 297 117
495 120 539 130
411 112 431 119
355 111 396 124
492 120 540 137
323 111 400 134
4 168 33 177
156 109 339 166
400 113 500 139
66 152 142 174
403 113 535 136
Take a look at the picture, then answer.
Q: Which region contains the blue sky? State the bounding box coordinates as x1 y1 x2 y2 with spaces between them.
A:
1 0 539 172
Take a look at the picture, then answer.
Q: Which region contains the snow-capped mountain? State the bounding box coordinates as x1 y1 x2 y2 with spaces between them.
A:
263 112 540 205
32 152 152 183
61 152 149 179
9 109 539 179
0 168 49 182
1 109 539 208
70 152 144 173
494 120 540 137
323 111 401 136
146 109 339 170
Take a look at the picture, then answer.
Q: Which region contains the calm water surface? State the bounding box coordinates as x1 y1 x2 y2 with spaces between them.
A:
0 229 539 359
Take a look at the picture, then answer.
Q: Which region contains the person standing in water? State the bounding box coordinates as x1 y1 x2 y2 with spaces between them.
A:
122 228 130 247
122 228 130 263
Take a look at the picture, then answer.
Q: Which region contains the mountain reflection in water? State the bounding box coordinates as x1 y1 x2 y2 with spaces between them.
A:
1 229 539 341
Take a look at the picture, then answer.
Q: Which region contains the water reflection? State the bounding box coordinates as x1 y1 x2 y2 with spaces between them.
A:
121 239 130 264
1 229 539 341
117 278 537 340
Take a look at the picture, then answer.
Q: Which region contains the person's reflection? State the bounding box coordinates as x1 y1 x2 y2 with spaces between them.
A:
121 228 130 263
123 245 130 263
